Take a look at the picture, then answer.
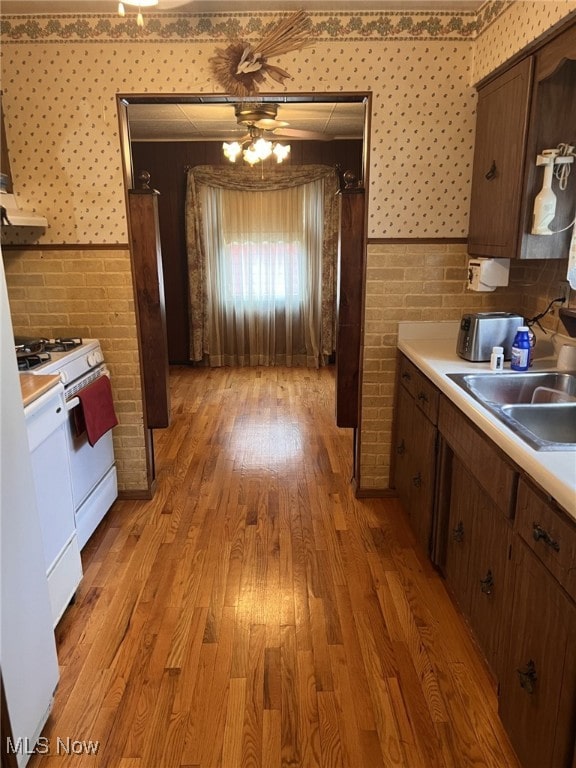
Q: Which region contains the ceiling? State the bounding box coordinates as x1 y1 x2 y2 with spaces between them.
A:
127 100 367 142
1 1 486 13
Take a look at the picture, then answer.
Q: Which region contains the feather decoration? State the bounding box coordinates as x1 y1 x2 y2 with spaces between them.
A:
210 9 312 97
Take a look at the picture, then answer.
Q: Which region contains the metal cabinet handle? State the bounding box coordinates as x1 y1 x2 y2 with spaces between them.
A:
412 472 422 488
516 660 537 694
532 523 560 552
480 569 494 595
417 391 429 403
396 439 406 455
401 371 411 381
452 521 464 543
485 160 497 180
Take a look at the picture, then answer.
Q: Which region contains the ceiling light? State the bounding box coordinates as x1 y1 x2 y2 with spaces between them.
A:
253 137 273 161
223 125 290 166
118 0 158 26
223 142 242 162
273 143 291 163
243 146 262 166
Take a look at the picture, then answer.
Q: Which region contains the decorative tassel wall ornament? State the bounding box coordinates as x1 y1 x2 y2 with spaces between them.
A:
209 9 312 97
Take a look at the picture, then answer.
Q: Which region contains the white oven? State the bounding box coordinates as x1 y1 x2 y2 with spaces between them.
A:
19 338 118 549
24 381 82 627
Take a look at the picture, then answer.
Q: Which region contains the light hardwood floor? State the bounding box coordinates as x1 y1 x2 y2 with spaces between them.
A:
30 365 521 768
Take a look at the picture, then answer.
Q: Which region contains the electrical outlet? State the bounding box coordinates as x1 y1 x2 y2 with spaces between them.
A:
558 280 571 305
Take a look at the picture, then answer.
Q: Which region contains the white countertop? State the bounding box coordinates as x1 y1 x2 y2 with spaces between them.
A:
397 322 576 520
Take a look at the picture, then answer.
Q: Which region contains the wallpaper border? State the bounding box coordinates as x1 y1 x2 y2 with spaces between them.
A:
0 4 511 44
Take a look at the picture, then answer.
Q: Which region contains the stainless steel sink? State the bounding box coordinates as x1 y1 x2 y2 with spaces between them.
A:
447 371 576 451
447 371 576 405
501 403 576 449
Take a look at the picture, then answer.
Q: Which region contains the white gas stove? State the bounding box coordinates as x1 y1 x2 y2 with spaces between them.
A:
19 336 118 549
18 337 103 386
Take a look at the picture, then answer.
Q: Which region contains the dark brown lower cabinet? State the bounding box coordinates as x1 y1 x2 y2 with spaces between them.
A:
443 457 476 611
393 376 437 556
444 456 512 681
499 538 576 768
392 356 576 768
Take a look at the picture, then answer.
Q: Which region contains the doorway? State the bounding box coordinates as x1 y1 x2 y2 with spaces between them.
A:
118 93 370 364
116 92 371 488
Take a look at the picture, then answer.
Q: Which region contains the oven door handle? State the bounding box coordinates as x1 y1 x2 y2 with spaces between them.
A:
66 396 80 411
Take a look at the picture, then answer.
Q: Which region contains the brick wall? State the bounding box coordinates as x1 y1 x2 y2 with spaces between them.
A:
3 247 148 494
358 242 570 491
5 241 569 495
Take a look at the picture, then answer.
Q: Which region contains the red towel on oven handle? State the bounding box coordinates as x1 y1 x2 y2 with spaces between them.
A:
73 375 118 447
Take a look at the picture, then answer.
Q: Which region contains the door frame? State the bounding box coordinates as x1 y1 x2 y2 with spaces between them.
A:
116 91 371 492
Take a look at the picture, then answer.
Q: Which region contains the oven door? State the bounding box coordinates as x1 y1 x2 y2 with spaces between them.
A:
65 373 116 512
64 411 115 511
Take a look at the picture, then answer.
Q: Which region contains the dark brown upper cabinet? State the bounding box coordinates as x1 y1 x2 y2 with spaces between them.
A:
467 58 533 259
468 19 576 260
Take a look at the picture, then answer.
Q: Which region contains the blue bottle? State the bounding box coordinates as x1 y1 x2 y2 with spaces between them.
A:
510 326 531 371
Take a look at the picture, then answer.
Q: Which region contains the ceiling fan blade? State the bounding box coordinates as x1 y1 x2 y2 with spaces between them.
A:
273 127 332 141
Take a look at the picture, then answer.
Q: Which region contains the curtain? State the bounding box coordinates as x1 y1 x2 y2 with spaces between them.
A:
186 165 339 367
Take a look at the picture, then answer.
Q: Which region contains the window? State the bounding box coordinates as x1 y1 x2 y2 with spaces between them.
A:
225 238 303 305
187 166 339 367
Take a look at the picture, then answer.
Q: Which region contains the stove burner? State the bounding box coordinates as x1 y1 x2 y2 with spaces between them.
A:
17 352 52 371
15 337 45 356
43 337 83 353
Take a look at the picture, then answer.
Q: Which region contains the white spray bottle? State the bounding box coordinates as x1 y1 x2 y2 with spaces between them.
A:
532 150 559 235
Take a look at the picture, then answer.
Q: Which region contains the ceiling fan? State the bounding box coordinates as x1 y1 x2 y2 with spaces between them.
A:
233 103 330 142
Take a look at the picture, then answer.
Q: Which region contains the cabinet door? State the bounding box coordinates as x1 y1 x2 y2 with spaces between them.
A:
443 457 477 615
393 384 414 512
409 410 437 555
392 385 436 555
468 57 533 258
500 541 576 768
467 485 512 682
443 456 513 679
519 23 576 260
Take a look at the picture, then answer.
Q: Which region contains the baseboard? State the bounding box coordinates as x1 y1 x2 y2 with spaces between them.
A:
354 486 398 499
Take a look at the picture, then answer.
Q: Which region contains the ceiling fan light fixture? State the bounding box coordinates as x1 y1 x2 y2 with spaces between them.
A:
253 137 273 161
223 141 242 162
273 143 291 163
223 110 291 165
243 146 261 166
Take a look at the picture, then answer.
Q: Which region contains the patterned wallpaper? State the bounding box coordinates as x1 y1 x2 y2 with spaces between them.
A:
473 1 576 82
0 2 574 246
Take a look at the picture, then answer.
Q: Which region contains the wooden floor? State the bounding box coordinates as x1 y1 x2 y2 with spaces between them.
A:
31 365 521 768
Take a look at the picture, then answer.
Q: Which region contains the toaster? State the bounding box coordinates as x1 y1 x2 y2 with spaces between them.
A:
456 312 525 362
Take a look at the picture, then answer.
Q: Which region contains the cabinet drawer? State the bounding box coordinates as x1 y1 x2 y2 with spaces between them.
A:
516 478 576 601
398 356 439 424
438 396 517 518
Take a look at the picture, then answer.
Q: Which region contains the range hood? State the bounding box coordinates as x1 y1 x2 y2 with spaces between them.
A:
0 191 48 228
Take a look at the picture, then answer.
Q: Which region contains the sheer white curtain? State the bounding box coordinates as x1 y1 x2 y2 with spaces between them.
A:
200 180 324 367
186 164 339 366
